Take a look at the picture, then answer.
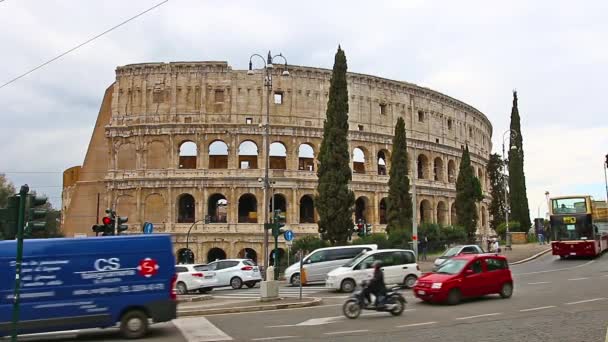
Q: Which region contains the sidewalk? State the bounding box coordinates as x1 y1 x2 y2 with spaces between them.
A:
416 243 551 272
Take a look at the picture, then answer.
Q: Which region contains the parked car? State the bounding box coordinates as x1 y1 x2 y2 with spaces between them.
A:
284 245 378 286
203 259 262 289
433 244 484 270
174 264 217 294
413 254 513 305
326 249 421 292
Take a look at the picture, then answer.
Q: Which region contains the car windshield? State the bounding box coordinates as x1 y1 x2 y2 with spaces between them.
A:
343 251 370 267
435 259 468 274
443 247 461 257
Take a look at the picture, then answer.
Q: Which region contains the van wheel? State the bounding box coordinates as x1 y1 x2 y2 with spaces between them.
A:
500 282 513 298
340 279 356 293
231 277 243 289
290 273 301 287
403 275 418 288
447 289 461 305
120 309 149 339
176 282 187 295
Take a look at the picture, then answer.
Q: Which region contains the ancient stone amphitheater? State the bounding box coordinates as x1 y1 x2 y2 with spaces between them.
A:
62 60 493 265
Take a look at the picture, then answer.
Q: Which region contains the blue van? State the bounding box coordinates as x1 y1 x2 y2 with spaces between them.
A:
0 234 177 339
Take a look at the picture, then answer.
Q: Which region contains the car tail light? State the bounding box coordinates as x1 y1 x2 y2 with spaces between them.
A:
241 266 253 271
192 273 204 277
170 274 177 300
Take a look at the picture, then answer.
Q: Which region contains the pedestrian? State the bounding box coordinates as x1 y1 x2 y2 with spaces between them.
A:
418 235 428 261
492 238 501 254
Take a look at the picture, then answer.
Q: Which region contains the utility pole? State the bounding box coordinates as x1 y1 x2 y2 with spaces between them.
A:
11 184 29 341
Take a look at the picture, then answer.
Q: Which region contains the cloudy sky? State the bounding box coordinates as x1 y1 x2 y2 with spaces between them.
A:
1 0 607 219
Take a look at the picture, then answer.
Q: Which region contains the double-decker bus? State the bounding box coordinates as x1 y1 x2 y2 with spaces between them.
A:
549 195 608 259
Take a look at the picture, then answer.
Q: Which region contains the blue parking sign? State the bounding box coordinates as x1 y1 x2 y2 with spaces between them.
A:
143 222 154 234
284 230 294 241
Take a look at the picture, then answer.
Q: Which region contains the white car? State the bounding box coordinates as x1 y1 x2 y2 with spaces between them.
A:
433 245 484 270
204 259 262 289
326 249 421 292
174 264 218 295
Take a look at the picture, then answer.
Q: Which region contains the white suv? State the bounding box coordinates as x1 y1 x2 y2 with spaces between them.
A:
174 264 218 294
204 259 262 289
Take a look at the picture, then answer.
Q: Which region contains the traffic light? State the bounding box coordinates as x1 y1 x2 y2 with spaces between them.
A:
0 195 19 239
605 154 608 168
116 215 128 235
365 223 372 236
91 224 106 236
25 194 49 233
272 209 286 238
100 209 116 236
356 220 364 237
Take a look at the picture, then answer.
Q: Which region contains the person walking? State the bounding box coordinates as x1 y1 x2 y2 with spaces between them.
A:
419 235 428 261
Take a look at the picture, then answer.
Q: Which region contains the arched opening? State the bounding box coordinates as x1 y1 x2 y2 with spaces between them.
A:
417 154 429 179
269 193 287 220
478 168 484 191
433 157 444 182
298 144 315 171
269 248 286 267
178 141 197 169
238 248 258 263
451 202 457 225
270 142 287 169
379 198 388 224
448 160 456 183
209 140 228 169
207 194 228 223
377 150 388 175
353 148 366 174
437 201 447 226
420 199 432 224
176 248 195 264
207 248 227 263
299 195 315 223
355 196 370 223
238 140 258 169
177 194 195 223
238 194 258 223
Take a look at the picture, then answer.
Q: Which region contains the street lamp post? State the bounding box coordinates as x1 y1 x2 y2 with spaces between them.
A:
502 129 518 249
248 51 289 278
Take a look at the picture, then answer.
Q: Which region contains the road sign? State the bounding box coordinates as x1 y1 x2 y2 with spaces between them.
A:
284 229 294 241
286 239 293 246
143 222 154 234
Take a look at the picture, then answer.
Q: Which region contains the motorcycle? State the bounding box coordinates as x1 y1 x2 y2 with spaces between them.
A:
342 282 406 319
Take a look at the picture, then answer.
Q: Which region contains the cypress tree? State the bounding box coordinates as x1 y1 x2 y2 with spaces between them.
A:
386 117 413 235
315 46 355 245
487 153 506 231
508 91 531 231
455 145 481 242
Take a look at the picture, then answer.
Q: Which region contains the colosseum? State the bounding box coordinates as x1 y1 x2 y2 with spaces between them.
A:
62 59 493 266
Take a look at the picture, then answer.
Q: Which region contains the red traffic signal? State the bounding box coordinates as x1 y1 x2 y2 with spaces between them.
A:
102 216 112 225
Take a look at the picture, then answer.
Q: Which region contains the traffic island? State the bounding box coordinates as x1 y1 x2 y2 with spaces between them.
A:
177 297 323 317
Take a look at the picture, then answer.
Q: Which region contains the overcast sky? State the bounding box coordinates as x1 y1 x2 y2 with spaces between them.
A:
1 0 606 219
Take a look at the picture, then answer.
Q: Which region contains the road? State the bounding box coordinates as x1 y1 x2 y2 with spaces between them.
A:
9 253 608 341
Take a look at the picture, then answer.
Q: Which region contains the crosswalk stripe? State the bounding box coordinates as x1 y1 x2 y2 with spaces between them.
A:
173 317 233 341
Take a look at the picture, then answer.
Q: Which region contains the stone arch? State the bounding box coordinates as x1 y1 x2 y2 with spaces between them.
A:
238 193 258 223
146 140 168 169
379 197 388 224
377 150 389 175
238 140 258 169
177 193 195 223
355 196 371 223
477 168 484 191
417 154 430 179
207 248 226 262
269 248 286 267
143 193 166 224
437 201 447 226
270 141 287 170
353 147 367 174
116 194 136 224
298 143 315 171
420 199 432 224
238 248 258 263
208 193 228 223
451 202 457 225
209 140 228 169
433 157 444 182
269 193 287 220
448 160 456 183
117 143 136 170
299 195 315 223
178 141 197 169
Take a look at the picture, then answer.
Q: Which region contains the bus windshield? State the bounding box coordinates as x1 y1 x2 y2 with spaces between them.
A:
551 216 594 241
552 197 588 214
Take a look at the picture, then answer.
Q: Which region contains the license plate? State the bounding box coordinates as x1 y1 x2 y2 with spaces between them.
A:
418 290 426 295
570 252 577 255
254 267 259 272
205 275 213 279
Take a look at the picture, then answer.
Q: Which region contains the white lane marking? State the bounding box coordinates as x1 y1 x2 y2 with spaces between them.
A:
565 298 606 305
266 311 415 328
527 281 550 285
173 317 233 341
200 303 343 317
568 277 589 281
324 329 369 335
252 336 298 341
514 260 595 276
396 321 437 328
455 312 502 320
519 305 556 312
602 274 608 277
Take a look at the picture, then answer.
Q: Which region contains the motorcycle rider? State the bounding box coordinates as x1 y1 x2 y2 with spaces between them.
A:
362 260 387 308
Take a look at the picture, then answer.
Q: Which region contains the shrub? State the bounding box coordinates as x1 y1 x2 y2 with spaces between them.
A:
387 229 413 250
496 221 520 239
352 233 391 249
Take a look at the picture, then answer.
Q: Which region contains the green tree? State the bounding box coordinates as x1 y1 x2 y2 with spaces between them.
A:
487 153 506 231
0 174 16 208
386 117 413 236
455 145 481 242
315 46 355 245
508 91 532 231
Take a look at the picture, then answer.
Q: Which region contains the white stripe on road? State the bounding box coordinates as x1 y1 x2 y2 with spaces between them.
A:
514 260 595 276
527 281 550 285
396 321 437 328
324 329 369 335
567 277 589 281
519 306 556 312
565 298 606 305
173 317 233 341
455 312 502 320
252 336 298 341
205 304 343 317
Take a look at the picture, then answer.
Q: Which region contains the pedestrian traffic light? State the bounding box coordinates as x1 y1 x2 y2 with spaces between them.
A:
272 209 286 238
91 224 106 236
356 220 365 237
116 216 128 235
0 195 19 239
25 194 49 233
365 223 372 236
100 209 116 236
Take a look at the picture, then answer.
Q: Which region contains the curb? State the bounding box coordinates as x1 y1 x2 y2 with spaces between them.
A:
510 248 552 265
177 297 323 317
177 294 213 303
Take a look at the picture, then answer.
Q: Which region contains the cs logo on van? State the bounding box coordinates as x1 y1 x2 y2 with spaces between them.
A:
137 258 159 278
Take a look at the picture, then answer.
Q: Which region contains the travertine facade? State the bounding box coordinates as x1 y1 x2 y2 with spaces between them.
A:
62 61 493 265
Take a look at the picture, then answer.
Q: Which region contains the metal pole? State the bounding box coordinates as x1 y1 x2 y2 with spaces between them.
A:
503 139 509 240
604 158 608 205
263 64 271 277
412 145 418 258
11 184 29 341
299 251 303 300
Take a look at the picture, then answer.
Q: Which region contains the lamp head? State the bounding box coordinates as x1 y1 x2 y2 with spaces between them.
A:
282 69 290 77
247 61 254 75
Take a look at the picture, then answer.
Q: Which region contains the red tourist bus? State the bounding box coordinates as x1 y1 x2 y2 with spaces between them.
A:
549 195 608 259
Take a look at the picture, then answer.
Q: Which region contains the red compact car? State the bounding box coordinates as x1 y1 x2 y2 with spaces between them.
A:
413 254 513 305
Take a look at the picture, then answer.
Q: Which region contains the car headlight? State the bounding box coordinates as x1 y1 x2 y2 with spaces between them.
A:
431 282 443 289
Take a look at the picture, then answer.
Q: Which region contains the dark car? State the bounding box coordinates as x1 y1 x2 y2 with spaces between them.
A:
433 244 484 270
